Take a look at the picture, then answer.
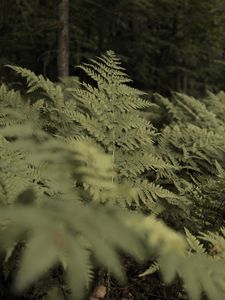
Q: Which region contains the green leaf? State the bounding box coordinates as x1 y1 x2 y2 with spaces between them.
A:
15 230 58 291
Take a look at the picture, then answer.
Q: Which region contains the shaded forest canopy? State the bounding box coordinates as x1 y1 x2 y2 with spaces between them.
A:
1 0 225 96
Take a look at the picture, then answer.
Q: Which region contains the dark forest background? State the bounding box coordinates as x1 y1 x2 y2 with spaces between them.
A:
1 0 225 96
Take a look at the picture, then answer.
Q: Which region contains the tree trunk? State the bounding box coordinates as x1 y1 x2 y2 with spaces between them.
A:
57 0 69 79
182 73 188 93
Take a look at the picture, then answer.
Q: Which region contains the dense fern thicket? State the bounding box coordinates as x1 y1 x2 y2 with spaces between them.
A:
1 51 225 300
150 91 225 232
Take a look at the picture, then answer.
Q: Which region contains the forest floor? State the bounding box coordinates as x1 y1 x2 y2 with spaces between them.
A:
91 258 189 300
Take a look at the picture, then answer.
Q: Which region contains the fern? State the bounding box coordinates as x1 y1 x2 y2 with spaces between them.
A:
0 120 147 299
4 51 225 300
6 65 64 108
1 120 220 300
8 51 185 214
59 51 183 213
184 228 206 254
203 91 225 127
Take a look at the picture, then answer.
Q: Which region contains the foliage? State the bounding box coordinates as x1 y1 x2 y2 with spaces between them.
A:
7 52 188 217
1 51 225 300
151 90 225 231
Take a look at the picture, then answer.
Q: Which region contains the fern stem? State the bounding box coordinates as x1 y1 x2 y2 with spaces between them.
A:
112 101 115 184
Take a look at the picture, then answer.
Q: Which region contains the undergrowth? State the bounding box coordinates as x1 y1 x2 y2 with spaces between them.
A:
0 51 225 299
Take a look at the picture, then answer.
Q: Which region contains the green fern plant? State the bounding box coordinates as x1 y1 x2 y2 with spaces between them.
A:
60 51 187 214
154 92 225 176
3 51 225 300
0 119 147 299
139 218 225 300
202 91 225 125
152 91 225 230
6 52 189 216
0 119 218 300
187 161 225 232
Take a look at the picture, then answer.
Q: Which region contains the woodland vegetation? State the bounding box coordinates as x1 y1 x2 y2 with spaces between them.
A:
2 0 225 95
1 1 225 300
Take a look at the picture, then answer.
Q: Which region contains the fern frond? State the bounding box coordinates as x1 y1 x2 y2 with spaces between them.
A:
6 66 64 107
184 228 206 254
133 179 182 211
139 261 160 276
